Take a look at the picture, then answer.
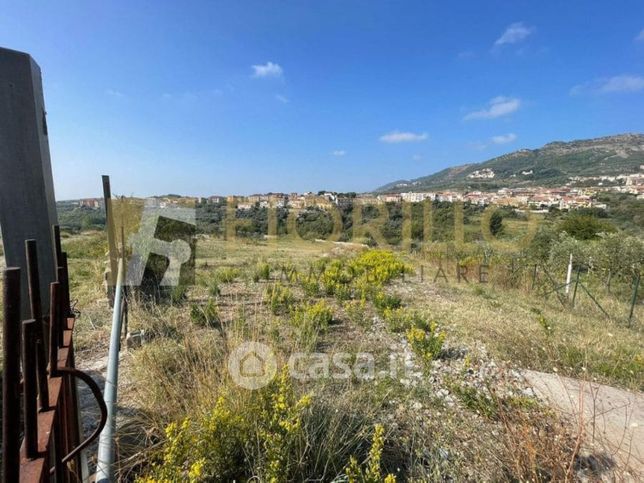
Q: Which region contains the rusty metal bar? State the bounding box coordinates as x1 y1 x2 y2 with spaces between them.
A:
53 224 63 269
3 268 22 483
56 266 66 343
49 282 61 377
103 175 118 287
61 252 72 320
25 239 50 411
22 319 39 459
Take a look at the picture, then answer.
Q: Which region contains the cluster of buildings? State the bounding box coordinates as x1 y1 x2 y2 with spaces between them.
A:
72 168 644 213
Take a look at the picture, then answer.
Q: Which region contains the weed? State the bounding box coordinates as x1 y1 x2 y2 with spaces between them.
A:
265 283 295 315
344 299 369 327
190 299 220 328
405 321 445 362
345 424 396 483
373 291 402 314
253 261 271 282
216 267 240 283
208 278 221 297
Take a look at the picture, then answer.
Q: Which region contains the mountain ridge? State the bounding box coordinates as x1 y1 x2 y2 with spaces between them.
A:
375 133 644 193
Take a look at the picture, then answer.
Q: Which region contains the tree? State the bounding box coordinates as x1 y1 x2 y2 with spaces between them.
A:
557 214 615 240
489 211 504 237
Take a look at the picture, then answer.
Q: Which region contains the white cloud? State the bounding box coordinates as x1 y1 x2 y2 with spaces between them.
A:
494 22 535 46
491 133 517 144
463 96 521 120
571 75 644 95
379 130 428 143
412 154 423 161
251 61 283 78
331 150 346 156
636 29 644 41
275 94 289 103
105 88 125 98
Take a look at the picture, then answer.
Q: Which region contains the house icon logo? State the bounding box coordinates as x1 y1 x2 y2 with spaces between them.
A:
228 342 277 390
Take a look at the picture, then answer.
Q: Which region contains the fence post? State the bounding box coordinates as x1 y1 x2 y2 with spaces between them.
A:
25 239 50 411
628 273 640 328
3 268 22 483
565 253 573 295
571 267 581 307
49 282 61 377
420 265 424 282
22 319 39 459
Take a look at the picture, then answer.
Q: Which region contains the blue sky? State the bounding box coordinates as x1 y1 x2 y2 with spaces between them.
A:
1 0 643 199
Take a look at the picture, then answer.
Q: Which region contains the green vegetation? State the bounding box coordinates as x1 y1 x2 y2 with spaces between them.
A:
57 216 640 481
377 134 644 191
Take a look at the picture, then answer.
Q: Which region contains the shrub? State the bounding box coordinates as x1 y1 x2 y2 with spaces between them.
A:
344 299 368 327
169 283 188 304
265 283 295 315
405 321 445 362
143 396 246 482
256 368 312 481
216 267 240 283
208 278 221 297
190 299 220 328
381 308 424 333
299 276 321 297
349 249 412 285
252 262 271 282
373 291 402 314
320 259 353 296
557 213 616 240
141 368 311 482
279 261 299 282
345 424 396 483
291 300 334 332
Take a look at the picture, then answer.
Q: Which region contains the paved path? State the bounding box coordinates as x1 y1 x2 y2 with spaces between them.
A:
523 370 643 477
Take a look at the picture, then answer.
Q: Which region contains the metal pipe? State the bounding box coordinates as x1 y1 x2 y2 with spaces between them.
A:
3 268 21 483
95 257 125 483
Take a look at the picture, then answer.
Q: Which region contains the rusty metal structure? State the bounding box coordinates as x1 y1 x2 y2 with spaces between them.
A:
2 226 107 482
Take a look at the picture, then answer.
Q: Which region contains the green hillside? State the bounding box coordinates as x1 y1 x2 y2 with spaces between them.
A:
377 133 644 192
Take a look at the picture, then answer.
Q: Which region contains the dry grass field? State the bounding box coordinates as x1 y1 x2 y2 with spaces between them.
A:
52 230 643 481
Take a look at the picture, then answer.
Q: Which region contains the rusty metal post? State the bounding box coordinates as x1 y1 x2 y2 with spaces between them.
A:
61 252 72 320
22 319 39 459
3 268 21 483
56 266 66 343
53 224 63 268
25 239 50 411
49 281 61 376
102 175 118 287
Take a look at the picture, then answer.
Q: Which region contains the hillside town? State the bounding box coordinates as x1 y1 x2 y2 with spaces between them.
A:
69 169 644 212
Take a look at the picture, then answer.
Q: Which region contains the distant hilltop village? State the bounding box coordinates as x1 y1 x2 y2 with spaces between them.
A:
65 166 643 213
379 167 644 211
